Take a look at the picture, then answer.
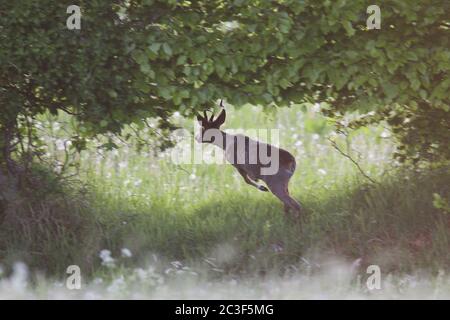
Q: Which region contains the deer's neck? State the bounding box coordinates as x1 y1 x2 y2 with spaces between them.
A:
211 130 231 150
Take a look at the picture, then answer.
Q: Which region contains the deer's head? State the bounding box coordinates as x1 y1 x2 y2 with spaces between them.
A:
195 100 226 143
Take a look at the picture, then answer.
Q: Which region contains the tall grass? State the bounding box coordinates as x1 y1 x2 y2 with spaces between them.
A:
0 105 448 298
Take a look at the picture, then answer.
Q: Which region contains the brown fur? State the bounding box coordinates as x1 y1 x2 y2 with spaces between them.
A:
196 102 302 216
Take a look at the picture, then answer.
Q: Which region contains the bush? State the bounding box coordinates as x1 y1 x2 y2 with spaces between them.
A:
1 1 449 169
0 166 100 276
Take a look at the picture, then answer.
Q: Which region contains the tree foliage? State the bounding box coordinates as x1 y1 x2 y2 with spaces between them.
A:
1 0 449 169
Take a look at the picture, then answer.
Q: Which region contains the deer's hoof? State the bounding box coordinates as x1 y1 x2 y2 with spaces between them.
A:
258 185 269 192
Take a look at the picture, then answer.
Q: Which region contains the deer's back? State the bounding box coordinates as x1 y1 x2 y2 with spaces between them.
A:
224 134 296 179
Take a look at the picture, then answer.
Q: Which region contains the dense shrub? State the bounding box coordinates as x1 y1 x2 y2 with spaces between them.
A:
1 1 449 168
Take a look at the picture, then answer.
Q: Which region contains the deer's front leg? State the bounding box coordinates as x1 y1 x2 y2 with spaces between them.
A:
235 167 268 192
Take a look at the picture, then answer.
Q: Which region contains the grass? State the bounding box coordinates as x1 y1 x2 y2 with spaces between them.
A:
0 104 449 298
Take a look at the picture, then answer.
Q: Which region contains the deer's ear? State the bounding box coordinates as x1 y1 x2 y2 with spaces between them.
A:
214 109 226 126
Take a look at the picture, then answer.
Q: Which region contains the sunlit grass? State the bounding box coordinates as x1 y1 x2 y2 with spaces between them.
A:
0 105 448 299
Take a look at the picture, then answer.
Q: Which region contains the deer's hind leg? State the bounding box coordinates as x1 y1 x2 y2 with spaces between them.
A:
284 186 302 215
265 173 302 216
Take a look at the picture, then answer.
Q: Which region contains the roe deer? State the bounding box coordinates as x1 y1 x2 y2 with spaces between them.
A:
196 101 302 216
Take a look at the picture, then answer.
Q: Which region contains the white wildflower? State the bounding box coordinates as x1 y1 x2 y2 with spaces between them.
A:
11 262 28 292
135 268 148 280
55 139 67 151
99 250 115 268
312 103 321 113
107 275 125 293
133 179 142 187
171 261 183 269
121 248 132 258
118 161 128 169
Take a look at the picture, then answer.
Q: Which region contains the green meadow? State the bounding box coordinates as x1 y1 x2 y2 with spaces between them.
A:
0 105 448 298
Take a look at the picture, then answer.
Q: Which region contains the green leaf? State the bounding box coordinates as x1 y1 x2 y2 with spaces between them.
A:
139 63 151 74
279 78 291 89
100 141 119 151
342 21 355 36
159 87 172 100
411 79 421 90
176 55 187 65
162 43 173 56
107 90 118 98
215 63 226 78
149 43 161 54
